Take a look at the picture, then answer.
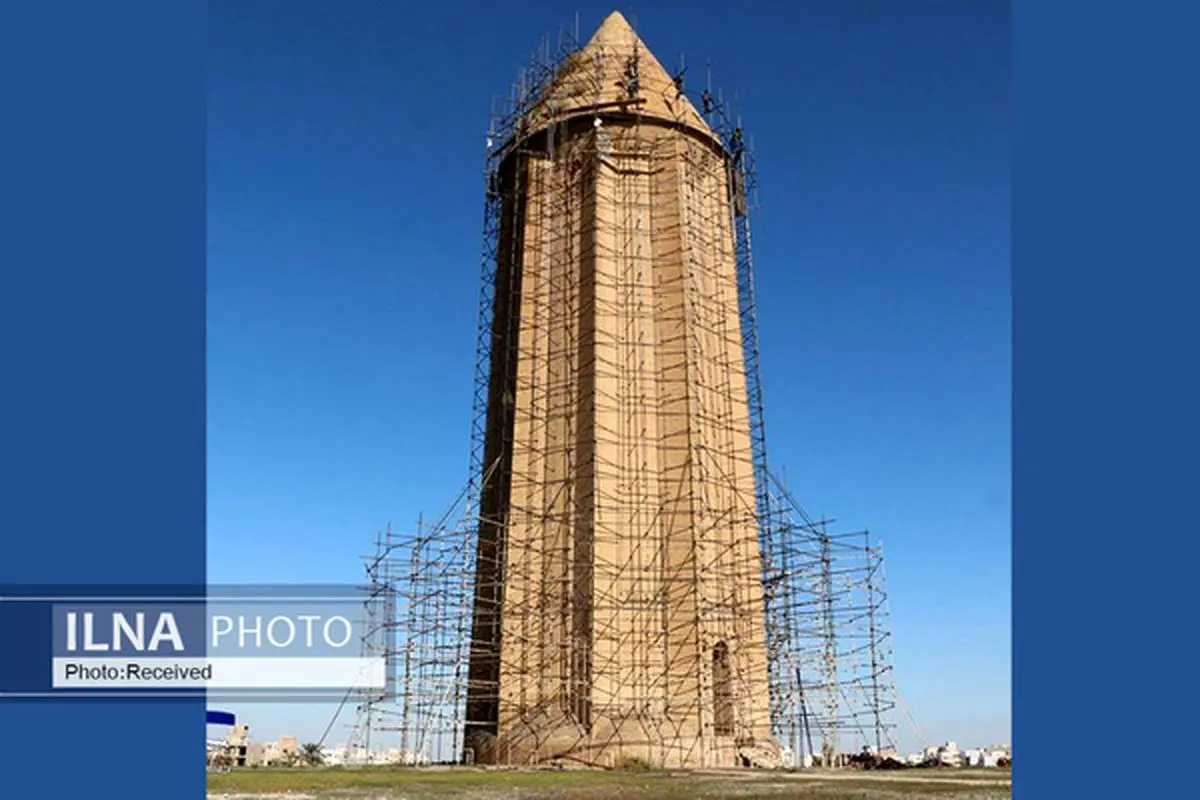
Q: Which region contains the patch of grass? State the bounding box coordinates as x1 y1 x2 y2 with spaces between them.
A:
206 766 1012 800
615 755 659 772
209 766 676 795
806 781 1009 798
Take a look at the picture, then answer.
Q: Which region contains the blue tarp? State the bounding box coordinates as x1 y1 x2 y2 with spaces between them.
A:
206 710 236 726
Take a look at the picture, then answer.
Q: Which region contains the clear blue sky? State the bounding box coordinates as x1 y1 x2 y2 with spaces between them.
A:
207 0 1010 755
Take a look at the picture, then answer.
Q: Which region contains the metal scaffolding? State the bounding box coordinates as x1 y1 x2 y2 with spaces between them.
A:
760 476 898 764
336 14 897 768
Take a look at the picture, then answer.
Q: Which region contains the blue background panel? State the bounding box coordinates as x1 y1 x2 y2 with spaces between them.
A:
0 0 205 795
1015 0 1199 797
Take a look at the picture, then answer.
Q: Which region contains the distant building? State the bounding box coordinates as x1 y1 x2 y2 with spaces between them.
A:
321 745 348 765
244 742 265 766
936 742 962 767
226 724 252 766
261 741 282 765
318 744 429 766
898 741 1009 769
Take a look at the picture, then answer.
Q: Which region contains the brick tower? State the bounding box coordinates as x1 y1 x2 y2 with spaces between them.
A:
466 11 778 769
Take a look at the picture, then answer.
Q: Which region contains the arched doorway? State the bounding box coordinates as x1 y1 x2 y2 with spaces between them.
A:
713 641 734 736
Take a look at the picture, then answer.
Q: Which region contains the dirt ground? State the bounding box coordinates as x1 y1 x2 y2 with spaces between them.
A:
207 766 1012 800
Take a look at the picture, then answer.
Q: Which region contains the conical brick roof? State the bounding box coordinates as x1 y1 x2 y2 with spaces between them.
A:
521 11 717 143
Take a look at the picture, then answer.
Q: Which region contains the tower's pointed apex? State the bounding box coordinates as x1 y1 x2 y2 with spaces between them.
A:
593 10 635 42
520 11 717 143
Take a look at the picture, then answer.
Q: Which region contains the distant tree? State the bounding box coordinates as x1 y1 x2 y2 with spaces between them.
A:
301 742 325 767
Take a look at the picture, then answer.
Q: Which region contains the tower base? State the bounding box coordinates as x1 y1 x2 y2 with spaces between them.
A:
466 705 781 769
